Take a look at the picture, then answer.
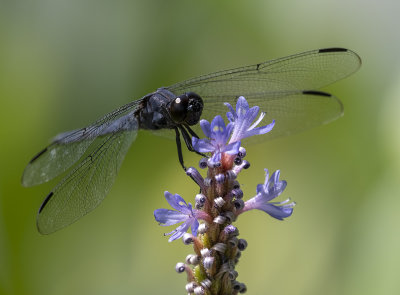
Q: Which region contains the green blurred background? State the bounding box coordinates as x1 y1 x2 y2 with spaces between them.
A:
1 0 400 294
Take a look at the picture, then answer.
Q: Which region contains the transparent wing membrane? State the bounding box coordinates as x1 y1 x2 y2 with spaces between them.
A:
168 48 361 96
22 100 143 187
37 126 138 234
167 48 360 141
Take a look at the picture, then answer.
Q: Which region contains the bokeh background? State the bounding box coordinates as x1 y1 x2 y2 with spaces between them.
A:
1 0 400 294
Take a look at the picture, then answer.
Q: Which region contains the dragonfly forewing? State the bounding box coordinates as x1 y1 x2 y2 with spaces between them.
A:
167 48 359 142
167 48 361 97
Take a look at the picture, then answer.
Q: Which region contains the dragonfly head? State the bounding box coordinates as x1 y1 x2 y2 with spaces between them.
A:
170 92 203 126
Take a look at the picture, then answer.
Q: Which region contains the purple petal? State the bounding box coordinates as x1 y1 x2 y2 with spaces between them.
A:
219 122 233 144
236 96 249 115
164 191 191 214
168 220 192 242
222 141 241 155
224 102 237 122
242 106 260 123
154 209 187 225
191 219 199 236
210 116 226 140
271 169 280 185
257 203 293 220
225 122 234 136
226 111 235 122
264 169 270 182
200 119 211 138
168 230 185 242
192 137 215 153
241 120 275 139
209 151 222 164
256 183 265 195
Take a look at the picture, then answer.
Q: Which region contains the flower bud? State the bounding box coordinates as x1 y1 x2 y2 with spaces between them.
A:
223 211 236 222
204 177 212 187
200 279 212 290
232 160 250 174
185 282 197 293
214 196 225 207
228 237 238 247
239 282 247 293
175 262 186 273
203 256 214 269
186 254 199 265
215 173 225 183
213 215 227 224
232 180 240 189
232 188 243 199
200 248 211 257
238 147 246 158
238 239 248 251
182 233 194 245
234 199 245 210
228 270 238 280
195 193 206 209
186 282 196 293
222 225 239 238
186 167 206 191
199 157 208 169
227 170 237 180
232 280 241 291
198 223 208 234
212 243 227 253
194 286 205 295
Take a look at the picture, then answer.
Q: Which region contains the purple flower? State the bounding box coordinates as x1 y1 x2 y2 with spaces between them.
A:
240 169 295 220
154 191 200 242
192 115 241 165
225 96 275 143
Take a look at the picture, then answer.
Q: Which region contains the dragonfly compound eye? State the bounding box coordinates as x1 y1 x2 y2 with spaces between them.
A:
170 95 189 123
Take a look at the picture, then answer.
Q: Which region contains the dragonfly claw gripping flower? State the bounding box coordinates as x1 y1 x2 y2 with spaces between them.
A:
154 96 295 294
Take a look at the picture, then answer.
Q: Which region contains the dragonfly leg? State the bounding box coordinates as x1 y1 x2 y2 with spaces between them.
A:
174 127 186 170
181 125 207 157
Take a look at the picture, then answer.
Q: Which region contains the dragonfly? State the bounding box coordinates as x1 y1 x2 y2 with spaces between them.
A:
22 47 361 234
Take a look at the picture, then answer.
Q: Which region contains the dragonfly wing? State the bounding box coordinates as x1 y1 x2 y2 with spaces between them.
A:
36 118 138 234
167 48 359 142
167 48 360 97
22 100 144 187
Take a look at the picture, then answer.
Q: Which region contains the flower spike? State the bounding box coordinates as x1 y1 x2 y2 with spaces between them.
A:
154 96 296 293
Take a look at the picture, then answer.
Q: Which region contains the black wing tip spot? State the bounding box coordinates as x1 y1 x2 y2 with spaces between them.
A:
319 47 348 53
256 63 261 70
29 147 48 164
38 191 54 213
303 90 332 97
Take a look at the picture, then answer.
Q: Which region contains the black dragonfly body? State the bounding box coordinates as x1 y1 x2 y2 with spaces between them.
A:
22 47 361 234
